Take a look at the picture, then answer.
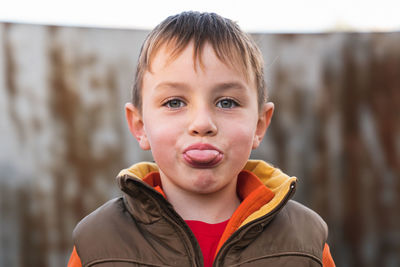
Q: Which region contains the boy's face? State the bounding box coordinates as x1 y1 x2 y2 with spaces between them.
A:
126 42 273 196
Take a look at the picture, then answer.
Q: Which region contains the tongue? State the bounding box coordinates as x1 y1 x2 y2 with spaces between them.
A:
185 149 219 163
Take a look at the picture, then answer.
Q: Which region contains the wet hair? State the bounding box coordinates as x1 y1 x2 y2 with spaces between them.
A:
132 11 266 111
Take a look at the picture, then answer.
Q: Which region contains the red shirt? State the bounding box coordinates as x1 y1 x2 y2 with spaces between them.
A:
186 219 230 267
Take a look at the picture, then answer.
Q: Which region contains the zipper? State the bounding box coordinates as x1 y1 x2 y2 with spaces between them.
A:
158 197 204 267
213 182 296 267
125 177 204 267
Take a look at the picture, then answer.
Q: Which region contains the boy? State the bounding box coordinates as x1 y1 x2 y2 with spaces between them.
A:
68 11 335 267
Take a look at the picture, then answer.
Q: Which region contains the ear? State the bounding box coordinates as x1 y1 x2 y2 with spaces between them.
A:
252 102 274 149
125 103 151 150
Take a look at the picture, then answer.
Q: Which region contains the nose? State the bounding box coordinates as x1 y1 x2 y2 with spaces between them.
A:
188 105 217 136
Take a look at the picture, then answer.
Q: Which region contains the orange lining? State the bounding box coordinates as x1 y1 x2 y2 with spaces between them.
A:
67 246 81 267
142 171 166 198
322 243 336 267
214 170 275 257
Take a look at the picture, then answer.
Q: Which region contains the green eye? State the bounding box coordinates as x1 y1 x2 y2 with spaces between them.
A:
216 98 238 109
164 99 185 108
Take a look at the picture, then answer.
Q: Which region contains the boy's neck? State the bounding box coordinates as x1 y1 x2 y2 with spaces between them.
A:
160 175 241 224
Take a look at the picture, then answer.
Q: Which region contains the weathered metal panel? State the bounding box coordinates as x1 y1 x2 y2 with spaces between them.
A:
252 32 400 267
0 23 399 267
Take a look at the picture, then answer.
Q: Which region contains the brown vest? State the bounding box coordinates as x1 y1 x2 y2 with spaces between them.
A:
73 179 328 267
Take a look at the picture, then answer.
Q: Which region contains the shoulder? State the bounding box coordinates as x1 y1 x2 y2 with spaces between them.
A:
272 200 329 250
71 197 192 266
285 200 328 229
279 200 328 237
73 198 125 233
261 200 329 250
72 197 130 249
72 197 142 265
257 200 328 263
223 200 330 266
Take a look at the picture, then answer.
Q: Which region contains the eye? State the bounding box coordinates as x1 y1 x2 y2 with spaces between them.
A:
216 98 239 109
163 98 186 109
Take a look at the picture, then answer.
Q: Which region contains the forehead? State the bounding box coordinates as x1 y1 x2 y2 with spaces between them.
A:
143 43 255 96
151 42 223 72
147 41 254 85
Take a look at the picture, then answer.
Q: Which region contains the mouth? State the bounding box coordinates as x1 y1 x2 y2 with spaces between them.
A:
183 143 223 168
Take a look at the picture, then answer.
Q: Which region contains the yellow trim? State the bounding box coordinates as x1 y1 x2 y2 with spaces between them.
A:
240 160 296 226
118 162 159 179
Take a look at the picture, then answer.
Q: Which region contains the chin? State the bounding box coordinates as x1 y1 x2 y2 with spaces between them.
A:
189 176 226 195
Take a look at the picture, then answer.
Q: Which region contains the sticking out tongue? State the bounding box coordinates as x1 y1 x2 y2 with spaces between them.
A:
185 149 219 163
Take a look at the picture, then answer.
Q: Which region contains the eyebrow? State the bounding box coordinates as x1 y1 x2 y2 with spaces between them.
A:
155 81 247 92
212 82 247 92
155 82 189 91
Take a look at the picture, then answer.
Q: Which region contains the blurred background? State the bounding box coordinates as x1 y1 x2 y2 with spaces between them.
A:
0 1 399 266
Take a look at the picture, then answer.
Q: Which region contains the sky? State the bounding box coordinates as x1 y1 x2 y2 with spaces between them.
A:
1 0 399 33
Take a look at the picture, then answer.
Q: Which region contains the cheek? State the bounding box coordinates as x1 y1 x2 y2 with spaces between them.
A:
146 124 176 148
222 119 257 151
143 116 184 158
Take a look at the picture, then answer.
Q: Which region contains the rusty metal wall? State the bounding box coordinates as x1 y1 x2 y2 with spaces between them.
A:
0 23 399 267
252 33 400 267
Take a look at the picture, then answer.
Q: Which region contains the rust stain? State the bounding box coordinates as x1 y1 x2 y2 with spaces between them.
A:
17 186 48 267
268 66 288 170
320 33 400 266
3 23 25 143
46 25 125 256
339 36 367 267
366 34 400 265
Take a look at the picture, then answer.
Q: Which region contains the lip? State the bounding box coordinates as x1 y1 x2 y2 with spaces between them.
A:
183 143 223 168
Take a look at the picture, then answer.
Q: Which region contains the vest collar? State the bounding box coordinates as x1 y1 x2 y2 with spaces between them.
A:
117 160 297 227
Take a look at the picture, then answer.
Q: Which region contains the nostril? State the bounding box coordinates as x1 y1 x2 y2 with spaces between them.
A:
190 129 215 136
188 115 217 136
